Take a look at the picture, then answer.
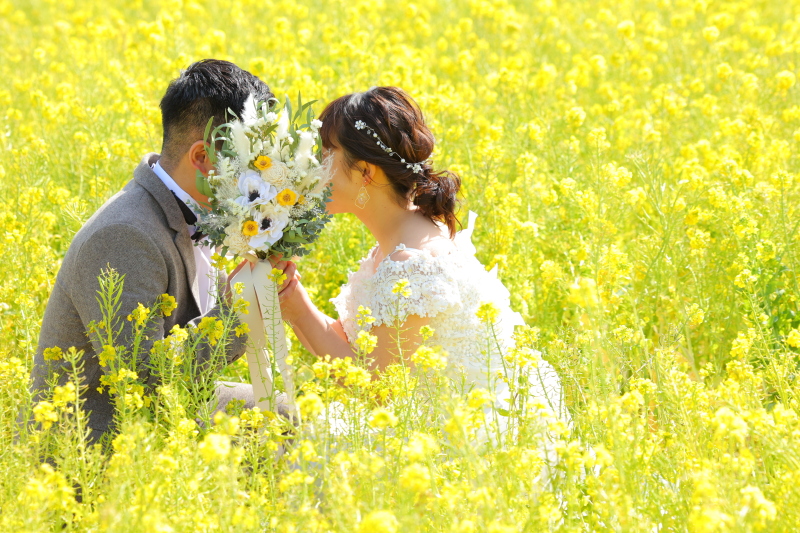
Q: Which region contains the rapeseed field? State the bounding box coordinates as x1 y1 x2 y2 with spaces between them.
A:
1 0 800 530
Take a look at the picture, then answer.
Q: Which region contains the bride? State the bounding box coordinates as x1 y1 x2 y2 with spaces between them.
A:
277 86 566 427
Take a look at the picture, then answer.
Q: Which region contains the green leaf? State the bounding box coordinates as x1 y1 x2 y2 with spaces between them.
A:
203 117 217 164
294 91 303 122
284 95 292 129
196 170 213 197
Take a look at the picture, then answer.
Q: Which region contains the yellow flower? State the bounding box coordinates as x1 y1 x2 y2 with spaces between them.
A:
53 382 77 407
702 25 720 42
357 510 399 533
476 302 500 325
411 345 447 371
716 62 734 81
197 316 224 346
616 20 635 39
399 463 431 494
776 70 796 92
467 388 493 409
234 323 250 337
43 346 63 361
734 268 757 289
126 303 150 327
568 277 599 307
344 363 371 388
270 267 287 285
419 325 434 341
368 407 398 430
33 401 58 430
786 329 800 348
158 293 177 316
566 106 586 128
242 220 259 236
404 432 439 462
276 188 298 206
254 155 272 171
98 345 116 367
355 330 378 354
687 304 705 326
198 433 230 463
391 279 412 298
297 392 324 418
356 305 376 327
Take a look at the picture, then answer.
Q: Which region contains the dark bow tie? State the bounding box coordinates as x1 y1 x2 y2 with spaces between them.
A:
171 192 206 243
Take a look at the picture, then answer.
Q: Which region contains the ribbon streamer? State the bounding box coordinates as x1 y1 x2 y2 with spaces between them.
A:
229 258 297 419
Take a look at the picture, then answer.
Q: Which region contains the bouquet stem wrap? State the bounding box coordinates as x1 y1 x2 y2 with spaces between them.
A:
230 257 297 419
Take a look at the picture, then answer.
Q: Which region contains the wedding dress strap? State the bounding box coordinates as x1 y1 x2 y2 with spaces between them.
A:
389 243 424 256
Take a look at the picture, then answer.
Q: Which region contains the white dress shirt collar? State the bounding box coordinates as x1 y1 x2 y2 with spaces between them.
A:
152 161 199 218
151 159 217 314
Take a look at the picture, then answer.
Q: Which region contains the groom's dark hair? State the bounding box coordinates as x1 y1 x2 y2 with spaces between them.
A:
159 59 274 169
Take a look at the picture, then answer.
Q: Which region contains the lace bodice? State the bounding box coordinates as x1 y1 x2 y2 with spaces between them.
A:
330 213 567 436
331 213 525 388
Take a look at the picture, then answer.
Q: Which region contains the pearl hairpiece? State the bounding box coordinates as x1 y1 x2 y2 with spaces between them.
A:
354 120 424 174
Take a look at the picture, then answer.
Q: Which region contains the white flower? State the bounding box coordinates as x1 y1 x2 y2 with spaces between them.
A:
264 111 278 124
294 131 317 170
261 161 290 188
241 93 258 127
215 157 234 180
249 205 289 249
310 119 323 131
230 120 252 162
275 110 290 140
235 170 277 209
298 166 326 193
223 225 251 256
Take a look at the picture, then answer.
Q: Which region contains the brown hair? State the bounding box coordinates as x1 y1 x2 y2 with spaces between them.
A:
319 87 461 236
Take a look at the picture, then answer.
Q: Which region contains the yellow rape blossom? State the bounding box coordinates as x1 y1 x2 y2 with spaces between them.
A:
357 510 399 533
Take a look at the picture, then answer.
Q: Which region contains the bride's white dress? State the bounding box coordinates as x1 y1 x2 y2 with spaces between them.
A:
331 213 568 427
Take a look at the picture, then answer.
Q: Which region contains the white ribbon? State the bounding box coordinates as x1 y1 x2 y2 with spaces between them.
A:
229 257 297 419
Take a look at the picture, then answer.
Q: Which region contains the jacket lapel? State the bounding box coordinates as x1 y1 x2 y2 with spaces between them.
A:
133 154 201 312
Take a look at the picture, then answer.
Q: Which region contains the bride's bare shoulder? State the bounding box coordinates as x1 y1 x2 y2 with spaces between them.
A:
390 238 456 263
389 216 457 262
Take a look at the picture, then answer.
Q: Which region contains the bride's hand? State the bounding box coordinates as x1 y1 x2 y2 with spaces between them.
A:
273 259 300 296
272 259 307 322
222 259 252 304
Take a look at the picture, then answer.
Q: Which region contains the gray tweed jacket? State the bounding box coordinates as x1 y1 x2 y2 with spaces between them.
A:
30 153 247 436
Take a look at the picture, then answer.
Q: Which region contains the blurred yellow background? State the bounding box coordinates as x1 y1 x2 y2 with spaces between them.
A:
1 0 800 530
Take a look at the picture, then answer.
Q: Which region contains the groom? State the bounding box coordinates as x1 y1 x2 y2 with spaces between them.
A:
30 59 281 445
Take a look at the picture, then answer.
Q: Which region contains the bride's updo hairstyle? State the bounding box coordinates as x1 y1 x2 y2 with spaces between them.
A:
319 87 461 236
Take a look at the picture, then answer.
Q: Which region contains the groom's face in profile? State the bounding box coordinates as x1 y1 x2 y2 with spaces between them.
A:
158 59 274 173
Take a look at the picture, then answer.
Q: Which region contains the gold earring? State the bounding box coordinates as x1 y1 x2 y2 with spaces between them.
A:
355 168 371 209
355 182 370 209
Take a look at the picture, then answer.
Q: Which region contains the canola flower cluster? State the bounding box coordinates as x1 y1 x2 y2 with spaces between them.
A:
1 0 800 530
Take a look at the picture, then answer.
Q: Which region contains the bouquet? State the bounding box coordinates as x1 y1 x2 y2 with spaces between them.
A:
193 94 331 418
194 94 331 260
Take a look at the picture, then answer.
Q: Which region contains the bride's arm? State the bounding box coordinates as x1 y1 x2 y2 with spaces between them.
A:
280 279 352 358
280 269 430 370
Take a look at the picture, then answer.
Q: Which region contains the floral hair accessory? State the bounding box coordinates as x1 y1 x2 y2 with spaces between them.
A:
354 120 425 174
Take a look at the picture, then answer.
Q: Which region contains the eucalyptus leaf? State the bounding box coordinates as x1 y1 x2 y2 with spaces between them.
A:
196 170 213 197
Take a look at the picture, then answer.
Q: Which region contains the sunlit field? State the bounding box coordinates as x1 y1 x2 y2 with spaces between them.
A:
2 0 800 530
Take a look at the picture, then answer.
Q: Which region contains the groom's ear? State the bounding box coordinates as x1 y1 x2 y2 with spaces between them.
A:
188 140 213 176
